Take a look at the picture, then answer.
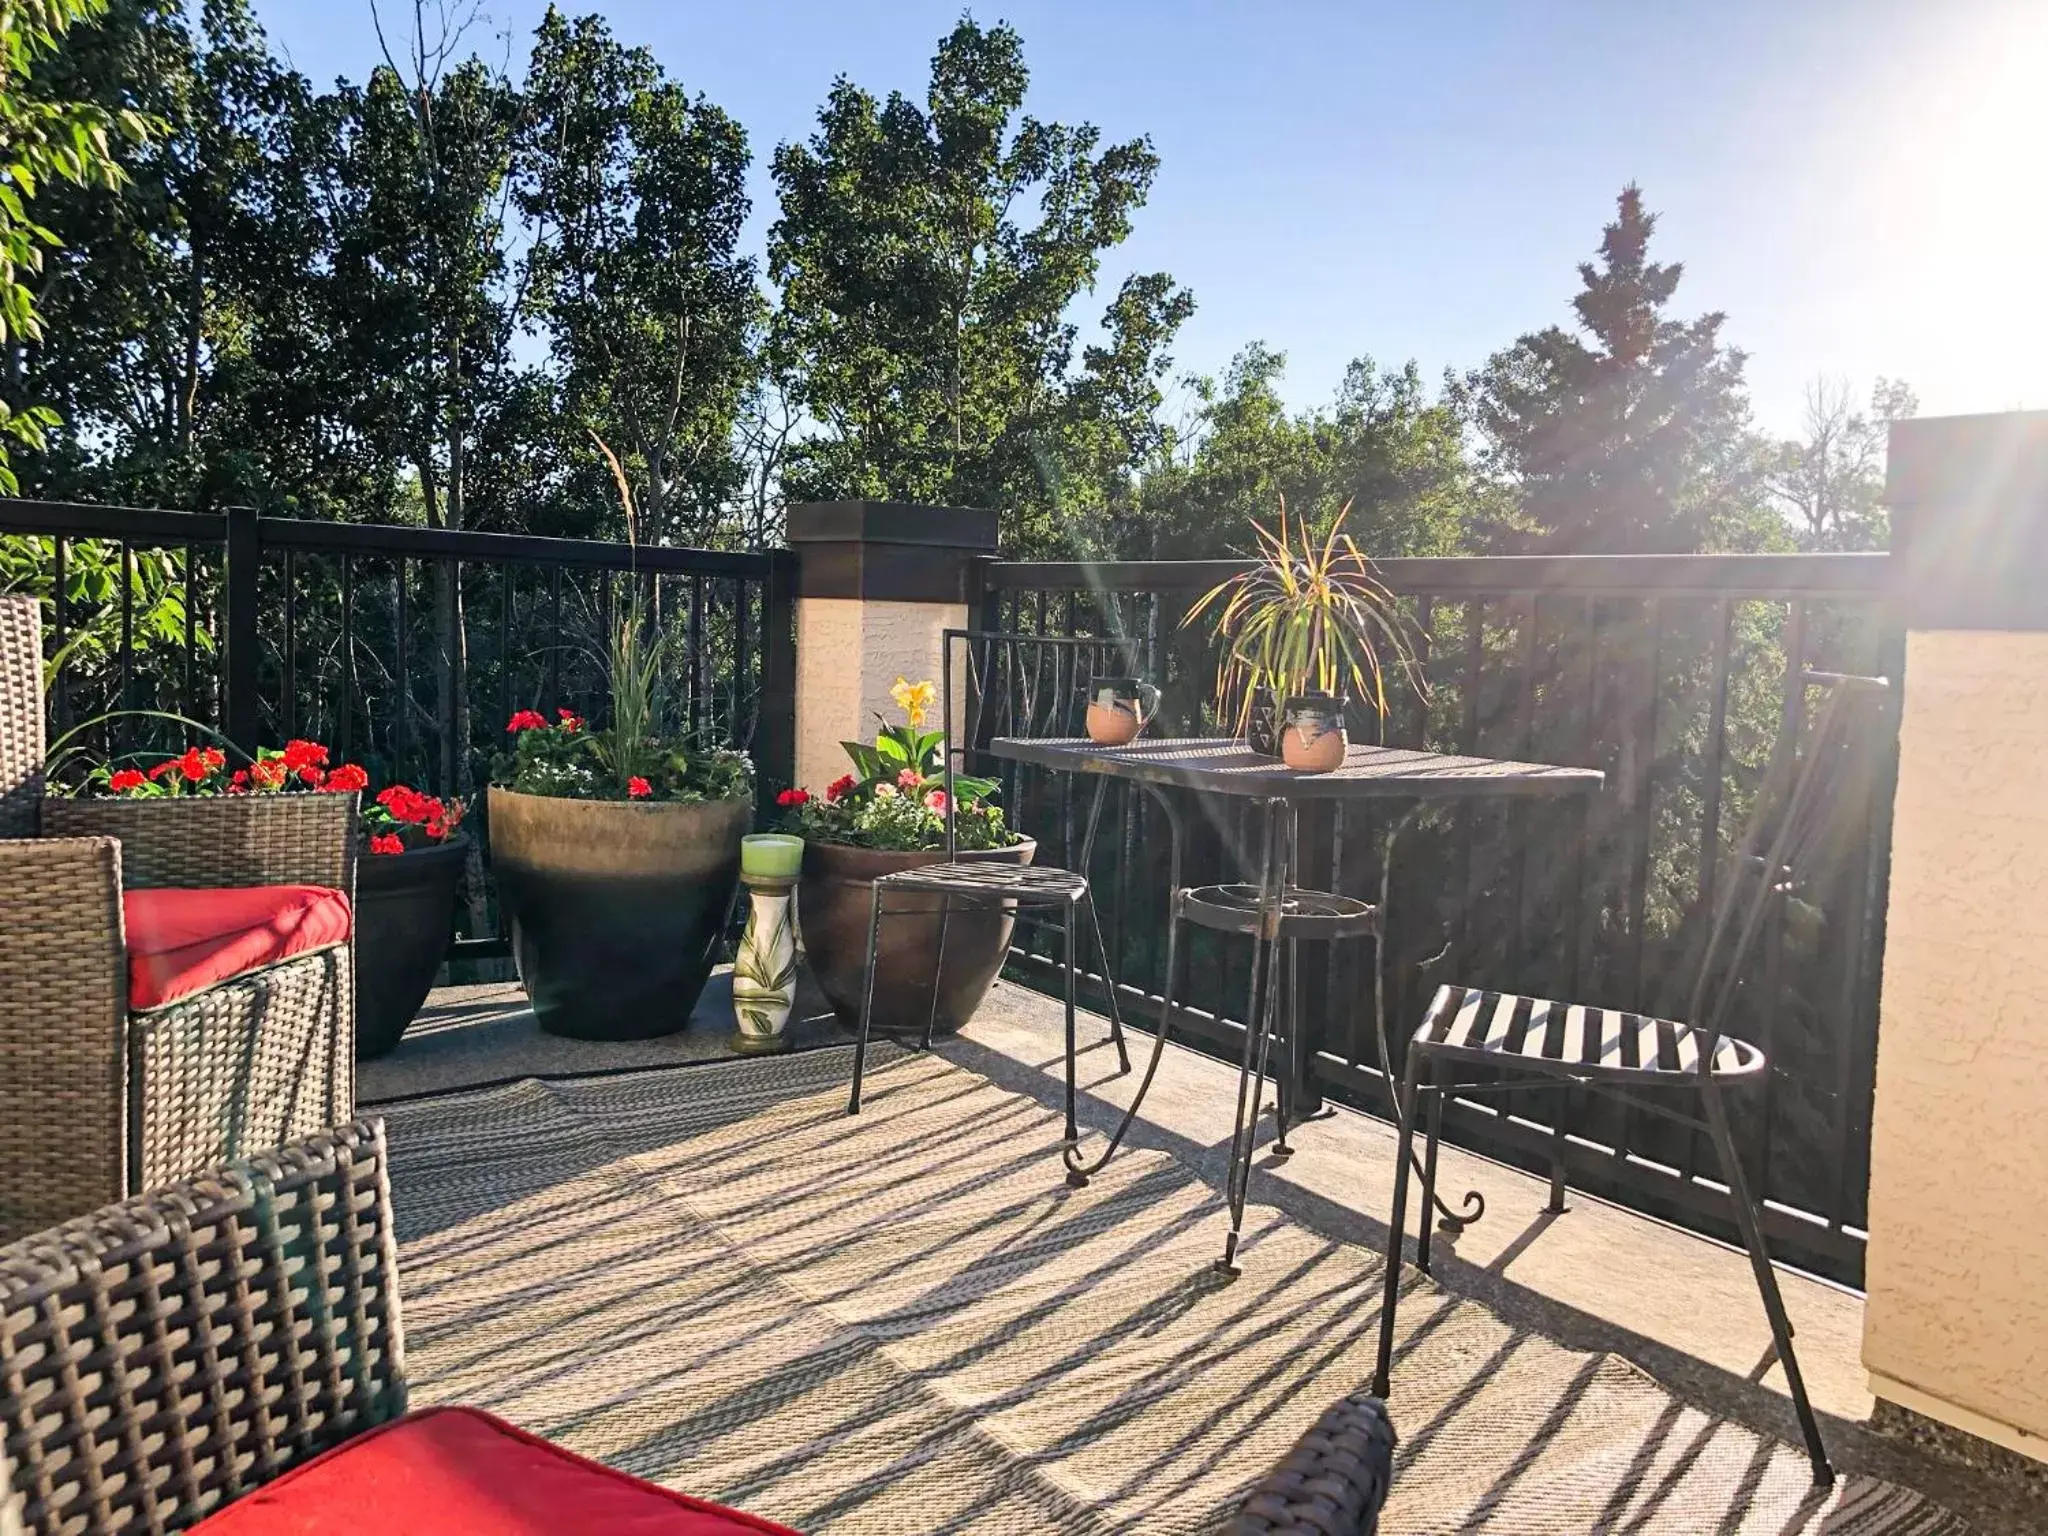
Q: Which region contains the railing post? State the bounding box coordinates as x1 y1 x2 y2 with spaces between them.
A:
755 548 800 817
223 503 259 752
784 501 1000 797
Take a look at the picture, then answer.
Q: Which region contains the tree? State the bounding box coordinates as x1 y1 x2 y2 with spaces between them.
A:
768 17 1189 553
515 6 759 548
1124 346 1478 561
1767 376 1916 551
0 0 151 492
1473 184 1771 555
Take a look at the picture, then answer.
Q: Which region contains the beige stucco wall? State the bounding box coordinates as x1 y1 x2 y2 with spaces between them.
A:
1863 628 2048 1461
794 597 966 795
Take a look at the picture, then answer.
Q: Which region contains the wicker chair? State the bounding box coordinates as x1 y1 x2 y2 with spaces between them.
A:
0 595 357 1243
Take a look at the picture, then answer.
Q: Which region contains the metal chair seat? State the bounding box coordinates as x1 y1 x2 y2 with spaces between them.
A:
1414 983 1766 1085
872 860 1091 904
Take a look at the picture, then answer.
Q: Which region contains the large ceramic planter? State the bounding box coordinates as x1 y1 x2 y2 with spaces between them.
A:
799 838 1036 1038
488 787 750 1040
354 835 470 1059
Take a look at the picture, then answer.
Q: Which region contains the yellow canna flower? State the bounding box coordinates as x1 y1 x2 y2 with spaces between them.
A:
891 677 937 728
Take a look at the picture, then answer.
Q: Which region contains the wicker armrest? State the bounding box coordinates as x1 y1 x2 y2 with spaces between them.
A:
1229 1392 1396 1535
0 1119 406 1536
40 792 360 893
0 836 127 1244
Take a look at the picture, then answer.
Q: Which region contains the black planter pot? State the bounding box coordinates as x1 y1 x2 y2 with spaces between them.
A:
354 835 469 1059
488 787 750 1041
1246 684 1282 757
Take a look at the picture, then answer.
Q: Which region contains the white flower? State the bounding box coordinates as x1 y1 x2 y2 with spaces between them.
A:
872 781 897 799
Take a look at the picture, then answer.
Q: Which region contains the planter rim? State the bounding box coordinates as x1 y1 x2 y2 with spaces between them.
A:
487 784 751 813
803 834 1034 871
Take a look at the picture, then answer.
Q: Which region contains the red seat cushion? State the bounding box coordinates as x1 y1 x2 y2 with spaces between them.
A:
123 884 352 1011
188 1406 800 1535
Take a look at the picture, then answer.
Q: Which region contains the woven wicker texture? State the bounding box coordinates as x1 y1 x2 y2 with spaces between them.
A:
379 1048 1969 1535
0 597 40 838
1227 1393 1394 1535
0 597 361 1238
0 1120 406 1536
40 793 358 893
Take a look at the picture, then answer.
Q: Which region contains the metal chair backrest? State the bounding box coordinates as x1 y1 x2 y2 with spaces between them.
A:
0 596 44 838
940 629 1148 863
1683 671 1892 1056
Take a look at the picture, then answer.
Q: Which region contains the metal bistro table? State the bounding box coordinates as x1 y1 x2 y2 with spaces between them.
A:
989 735 1604 1274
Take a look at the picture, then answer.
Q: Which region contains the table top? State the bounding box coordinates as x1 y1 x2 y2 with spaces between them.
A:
988 736 1605 801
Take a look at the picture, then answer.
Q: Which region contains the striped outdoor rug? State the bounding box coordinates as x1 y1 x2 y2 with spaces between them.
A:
378 1046 1968 1535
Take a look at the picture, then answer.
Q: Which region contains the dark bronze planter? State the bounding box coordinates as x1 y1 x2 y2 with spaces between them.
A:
354 835 469 1059
488 787 750 1041
799 837 1035 1037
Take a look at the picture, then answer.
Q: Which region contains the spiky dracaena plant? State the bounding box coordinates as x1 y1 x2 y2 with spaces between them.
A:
591 432 681 795
1182 497 1425 734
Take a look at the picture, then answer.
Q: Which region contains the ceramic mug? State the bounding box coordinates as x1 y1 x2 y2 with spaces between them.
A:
1086 676 1160 746
1280 692 1348 773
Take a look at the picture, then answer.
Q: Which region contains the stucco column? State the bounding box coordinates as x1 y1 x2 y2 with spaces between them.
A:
786 501 997 798
1863 410 2048 1466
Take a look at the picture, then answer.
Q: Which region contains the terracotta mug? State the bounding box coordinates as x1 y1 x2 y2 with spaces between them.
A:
1086 676 1160 746
1280 692 1348 773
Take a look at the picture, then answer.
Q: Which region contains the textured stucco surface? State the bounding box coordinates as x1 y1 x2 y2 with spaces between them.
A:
795 597 965 795
1864 628 2048 1459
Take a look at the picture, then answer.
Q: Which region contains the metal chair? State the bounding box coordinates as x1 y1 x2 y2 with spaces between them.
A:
1370 671 1892 1487
846 631 1134 1141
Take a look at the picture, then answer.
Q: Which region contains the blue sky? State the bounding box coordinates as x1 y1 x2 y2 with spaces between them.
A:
257 0 2046 436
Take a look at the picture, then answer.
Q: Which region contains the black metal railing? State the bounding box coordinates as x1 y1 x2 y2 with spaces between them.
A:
3 499 797 960
975 552 1897 1285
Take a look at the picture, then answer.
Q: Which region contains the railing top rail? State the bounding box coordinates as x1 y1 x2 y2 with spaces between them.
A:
0 498 780 579
987 551 1892 600
0 499 228 544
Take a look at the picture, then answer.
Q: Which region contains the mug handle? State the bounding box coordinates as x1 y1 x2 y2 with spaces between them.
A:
1137 681 1161 721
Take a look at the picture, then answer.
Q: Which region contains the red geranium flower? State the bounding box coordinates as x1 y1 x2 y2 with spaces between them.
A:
424 817 446 839
176 747 210 783
825 773 856 803
923 788 949 813
368 833 405 855
506 709 548 733
281 739 329 772
777 788 811 808
147 759 178 781
250 759 286 790
297 765 325 786
627 776 652 799
323 763 368 793
557 709 586 730
108 768 146 793
201 746 225 770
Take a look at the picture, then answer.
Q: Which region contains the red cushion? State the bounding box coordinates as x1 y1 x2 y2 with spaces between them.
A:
188 1406 800 1535
123 884 352 1011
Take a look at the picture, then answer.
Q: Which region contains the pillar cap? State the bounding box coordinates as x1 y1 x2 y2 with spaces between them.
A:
786 500 998 602
1888 411 2048 630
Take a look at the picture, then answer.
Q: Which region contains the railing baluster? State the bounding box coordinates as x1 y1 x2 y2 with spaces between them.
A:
118 541 135 731
282 549 297 740
689 572 706 735
339 555 355 761
50 536 68 737
185 543 199 728
394 559 410 777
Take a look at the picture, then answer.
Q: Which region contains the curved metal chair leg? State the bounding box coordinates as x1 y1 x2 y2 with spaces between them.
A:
1417 1054 1447 1275
847 883 887 1115
1372 1044 1426 1399
1703 1076 1833 1486
1061 897 1080 1146
1082 890 1132 1074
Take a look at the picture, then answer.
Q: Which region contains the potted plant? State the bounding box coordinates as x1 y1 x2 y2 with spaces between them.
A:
354 783 469 1059
782 677 1026 1037
485 434 755 1040
1184 497 1423 767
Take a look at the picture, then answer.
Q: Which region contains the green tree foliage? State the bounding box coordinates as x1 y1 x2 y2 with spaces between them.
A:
1473 185 1774 556
517 6 760 547
0 0 150 491
1124 346 1479 560
767 17 1191 553
1767 376 1917 552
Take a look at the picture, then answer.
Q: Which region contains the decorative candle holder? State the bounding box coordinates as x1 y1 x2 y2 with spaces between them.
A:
733 834 803 1053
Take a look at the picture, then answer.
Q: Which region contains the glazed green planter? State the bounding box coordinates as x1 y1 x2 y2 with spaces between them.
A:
487 787 750 1040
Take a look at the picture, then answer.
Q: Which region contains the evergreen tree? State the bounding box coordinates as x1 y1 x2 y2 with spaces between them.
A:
1474 185 1771 555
